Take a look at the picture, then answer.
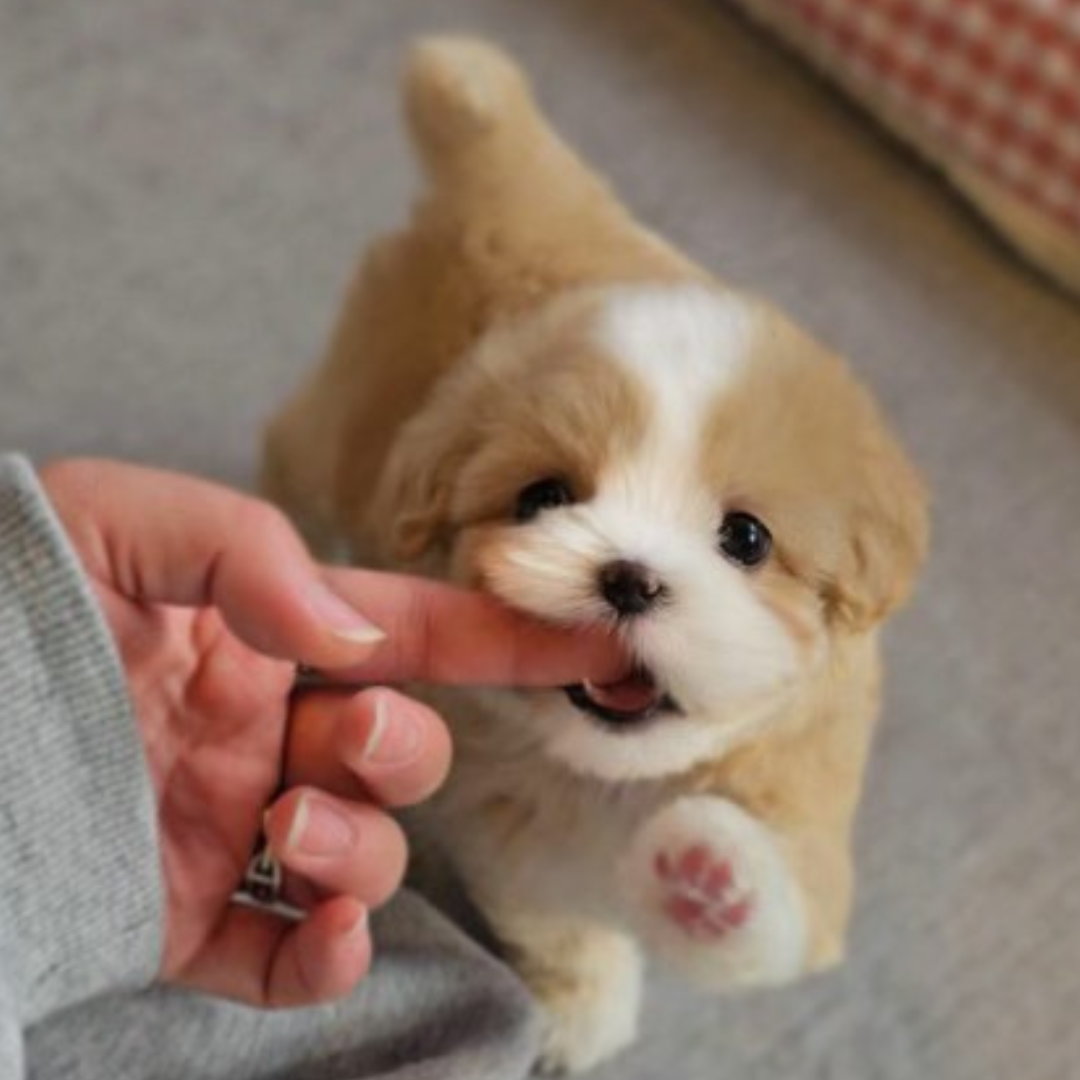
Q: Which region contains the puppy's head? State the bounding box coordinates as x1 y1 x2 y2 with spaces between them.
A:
370 284 928 780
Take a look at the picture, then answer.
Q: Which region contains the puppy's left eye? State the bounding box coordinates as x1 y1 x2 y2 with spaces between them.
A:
718 511 772 568
515 477 575 522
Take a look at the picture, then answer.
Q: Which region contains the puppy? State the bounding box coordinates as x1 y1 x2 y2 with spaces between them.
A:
264 38 929 1074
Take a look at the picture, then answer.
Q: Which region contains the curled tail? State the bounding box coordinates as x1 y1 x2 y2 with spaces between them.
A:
405 37 532 162
402 36 698 292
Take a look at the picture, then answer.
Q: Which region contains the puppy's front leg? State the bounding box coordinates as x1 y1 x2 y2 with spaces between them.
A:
487 908 644 1075
622 796 820 990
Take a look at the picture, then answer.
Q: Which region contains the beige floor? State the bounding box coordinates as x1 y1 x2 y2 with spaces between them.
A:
3 0 1080 1077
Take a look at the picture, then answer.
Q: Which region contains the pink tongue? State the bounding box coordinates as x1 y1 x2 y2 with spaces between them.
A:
587 672 659 714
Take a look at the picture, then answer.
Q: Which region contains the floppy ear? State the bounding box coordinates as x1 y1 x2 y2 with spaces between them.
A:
367 399 481 565
826 425 930 633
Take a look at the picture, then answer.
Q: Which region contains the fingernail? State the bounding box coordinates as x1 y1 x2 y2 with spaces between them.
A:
309 581 386 645
287 794 356 857
343 905 369 941
362 694 423 767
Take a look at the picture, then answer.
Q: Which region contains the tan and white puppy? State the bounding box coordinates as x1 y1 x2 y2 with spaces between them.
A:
264 38 928 1074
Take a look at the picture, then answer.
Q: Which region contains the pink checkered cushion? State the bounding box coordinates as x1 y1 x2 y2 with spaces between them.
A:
731 0 1080 296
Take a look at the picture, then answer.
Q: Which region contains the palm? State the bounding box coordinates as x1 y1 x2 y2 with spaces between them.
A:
97 584 294 977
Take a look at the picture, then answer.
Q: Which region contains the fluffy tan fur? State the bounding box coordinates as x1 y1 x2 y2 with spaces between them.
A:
264 37 928 1074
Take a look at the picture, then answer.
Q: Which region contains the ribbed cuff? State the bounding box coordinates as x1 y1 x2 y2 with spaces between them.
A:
0 455 161 1026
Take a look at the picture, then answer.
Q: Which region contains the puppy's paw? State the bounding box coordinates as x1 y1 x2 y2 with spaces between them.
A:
654 844 753 940
527 931 642 1075
623 796 807 989
536 985 638 1077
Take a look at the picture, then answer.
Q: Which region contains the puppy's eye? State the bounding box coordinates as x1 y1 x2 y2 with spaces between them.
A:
718 511 772 568
515 477 575 522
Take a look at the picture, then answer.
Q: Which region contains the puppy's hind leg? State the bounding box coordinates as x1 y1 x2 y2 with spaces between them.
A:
488 909 643 1075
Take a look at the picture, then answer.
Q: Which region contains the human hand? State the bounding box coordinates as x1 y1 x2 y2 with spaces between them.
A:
39 458 623 1008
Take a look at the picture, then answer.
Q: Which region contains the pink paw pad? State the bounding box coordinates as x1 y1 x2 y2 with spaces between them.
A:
654 845 753 940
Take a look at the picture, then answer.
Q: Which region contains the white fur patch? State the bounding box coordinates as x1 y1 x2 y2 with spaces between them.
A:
621 796 808 988
588 283 759 536
595 283 758 416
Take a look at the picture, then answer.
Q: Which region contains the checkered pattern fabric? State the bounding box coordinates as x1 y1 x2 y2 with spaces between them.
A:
731 0 1080 292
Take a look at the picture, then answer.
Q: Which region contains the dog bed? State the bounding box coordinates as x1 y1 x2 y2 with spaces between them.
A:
729 0 1080 298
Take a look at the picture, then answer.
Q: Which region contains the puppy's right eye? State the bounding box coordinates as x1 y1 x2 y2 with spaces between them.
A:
514 477 575 522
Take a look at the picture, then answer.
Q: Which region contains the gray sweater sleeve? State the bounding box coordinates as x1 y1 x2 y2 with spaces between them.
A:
0 456 162 1072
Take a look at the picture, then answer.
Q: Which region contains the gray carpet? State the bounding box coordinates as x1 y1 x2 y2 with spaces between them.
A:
3 1 1080 1077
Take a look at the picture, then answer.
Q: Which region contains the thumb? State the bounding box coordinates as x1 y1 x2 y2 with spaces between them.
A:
39 458 384 669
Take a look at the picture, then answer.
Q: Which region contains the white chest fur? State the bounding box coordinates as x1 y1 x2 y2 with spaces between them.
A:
409 685 674 923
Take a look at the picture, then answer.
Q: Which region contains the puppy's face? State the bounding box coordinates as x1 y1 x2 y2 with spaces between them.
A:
373 284 927 781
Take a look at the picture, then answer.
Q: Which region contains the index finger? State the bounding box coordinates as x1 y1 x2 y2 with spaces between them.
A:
320 568 626 688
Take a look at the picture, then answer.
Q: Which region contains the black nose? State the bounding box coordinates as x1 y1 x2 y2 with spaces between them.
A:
598 559 665 616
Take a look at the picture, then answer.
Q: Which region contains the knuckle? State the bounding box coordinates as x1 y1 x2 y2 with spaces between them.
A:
233 496 293 540
37 458 99 514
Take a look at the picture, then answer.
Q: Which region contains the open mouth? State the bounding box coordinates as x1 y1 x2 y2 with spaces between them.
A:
564 667 682 729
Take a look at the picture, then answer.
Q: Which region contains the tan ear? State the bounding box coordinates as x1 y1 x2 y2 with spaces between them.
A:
366 402 479 565
378 471 449 564
827 429 930 632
